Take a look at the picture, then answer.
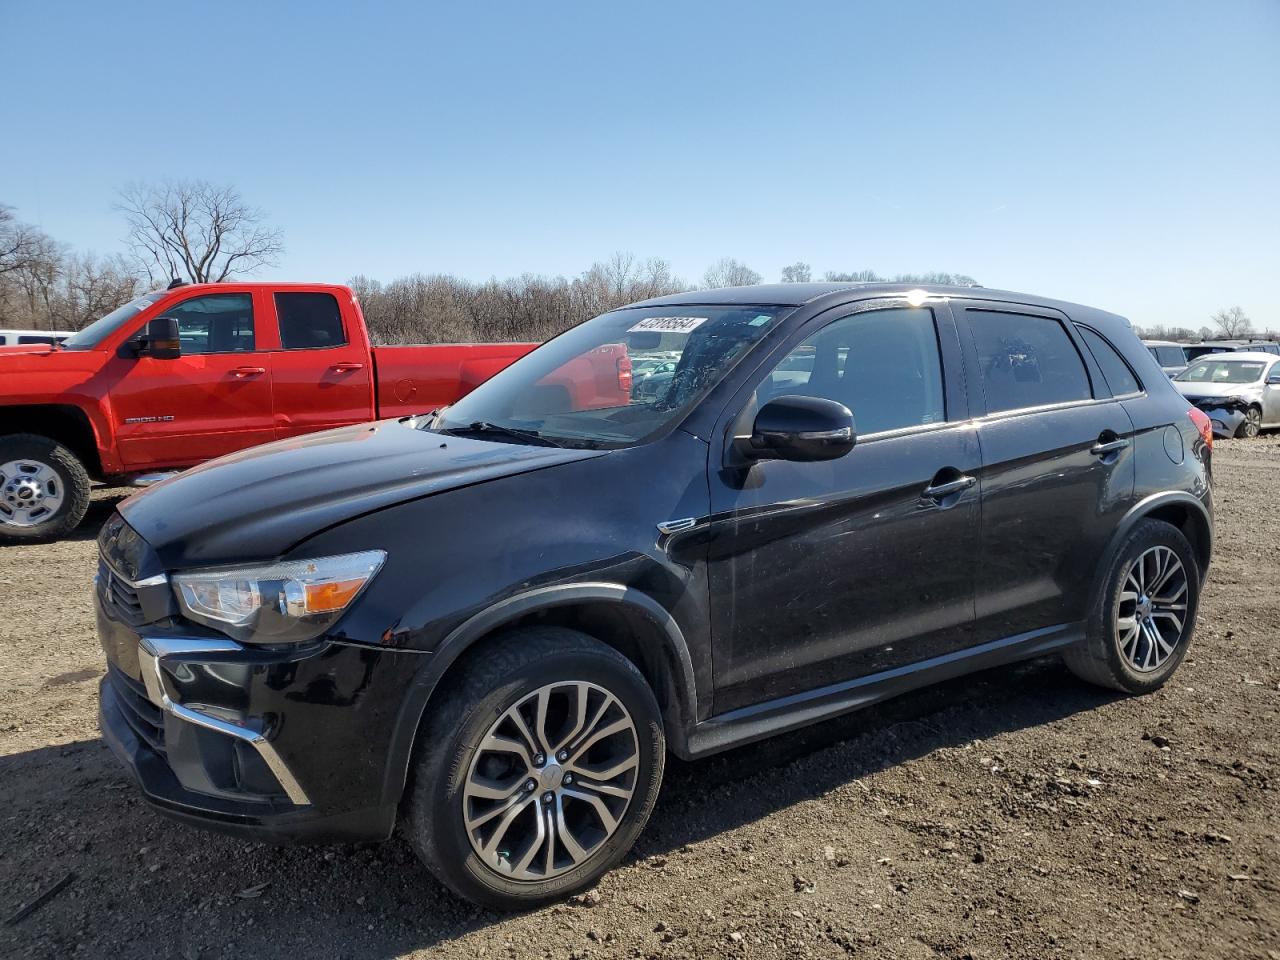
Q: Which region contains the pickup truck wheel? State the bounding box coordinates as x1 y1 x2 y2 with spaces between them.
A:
403 627 665 909
0 434 92 541
1064 518 1200 694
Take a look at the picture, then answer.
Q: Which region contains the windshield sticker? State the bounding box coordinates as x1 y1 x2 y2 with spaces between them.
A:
628 316 708 334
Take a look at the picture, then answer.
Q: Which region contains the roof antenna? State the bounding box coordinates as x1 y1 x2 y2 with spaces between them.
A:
167 277 186 290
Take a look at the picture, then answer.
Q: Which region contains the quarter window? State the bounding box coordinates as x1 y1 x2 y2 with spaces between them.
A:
1077 326 1141 396
968 310 1091 414
162 294 255 355
276 292 346 349
761 307 945 435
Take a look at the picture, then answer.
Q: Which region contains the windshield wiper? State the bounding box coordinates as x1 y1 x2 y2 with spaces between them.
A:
437 421 565 447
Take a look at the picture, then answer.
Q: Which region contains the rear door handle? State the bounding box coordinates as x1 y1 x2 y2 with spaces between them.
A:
1090 438 1130 456
331 362 365 373
231 366 266 378
922 475 976 499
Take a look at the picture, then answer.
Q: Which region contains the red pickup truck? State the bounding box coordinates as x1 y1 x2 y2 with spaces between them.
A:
0 282 626 541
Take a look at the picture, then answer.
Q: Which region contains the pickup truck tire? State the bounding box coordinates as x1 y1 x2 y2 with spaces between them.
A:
1064 518 1200 694
403 627 665 910
0 434 92 541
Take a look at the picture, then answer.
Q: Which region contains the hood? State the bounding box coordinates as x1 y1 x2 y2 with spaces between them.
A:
120 419 604 568
0 346 103 372
1174 380 1261 400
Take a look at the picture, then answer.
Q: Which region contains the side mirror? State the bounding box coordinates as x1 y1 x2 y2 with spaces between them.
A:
1267 372 1280 385
739 395 855 462
141 317 181 360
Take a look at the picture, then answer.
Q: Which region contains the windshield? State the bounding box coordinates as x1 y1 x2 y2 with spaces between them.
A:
60 293 165 350
431 305 788 447
1175 359 1266 384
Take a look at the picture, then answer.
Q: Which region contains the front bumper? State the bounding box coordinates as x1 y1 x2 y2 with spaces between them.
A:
95 587 424 843
1185 399 1248 438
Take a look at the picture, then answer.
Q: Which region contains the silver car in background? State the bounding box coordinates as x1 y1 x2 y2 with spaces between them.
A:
1173 351 1280 438
1142 340 1189 377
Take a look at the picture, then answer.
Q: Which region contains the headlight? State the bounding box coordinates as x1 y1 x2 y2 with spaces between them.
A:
172 550 386 644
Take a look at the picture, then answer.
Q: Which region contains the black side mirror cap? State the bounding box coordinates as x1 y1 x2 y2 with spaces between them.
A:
738 395 856 463
141 317 181 360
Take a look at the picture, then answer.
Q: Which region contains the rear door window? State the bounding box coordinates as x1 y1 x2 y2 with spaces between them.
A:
967 310 1092 414
275 292 347 349
1077 326 1142 396
1157 346 1186 366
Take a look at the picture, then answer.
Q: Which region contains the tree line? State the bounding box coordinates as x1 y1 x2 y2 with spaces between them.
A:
3 180 1271 345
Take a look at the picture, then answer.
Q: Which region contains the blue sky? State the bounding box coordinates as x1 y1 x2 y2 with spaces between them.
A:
2 1 1277 330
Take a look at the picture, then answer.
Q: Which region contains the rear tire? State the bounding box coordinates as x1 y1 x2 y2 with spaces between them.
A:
403 627 665 910
1064 518 1200 693
0 434 91 542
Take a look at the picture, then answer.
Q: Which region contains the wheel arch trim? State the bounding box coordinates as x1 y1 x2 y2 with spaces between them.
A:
380 582 700 807
1112 490 1213 582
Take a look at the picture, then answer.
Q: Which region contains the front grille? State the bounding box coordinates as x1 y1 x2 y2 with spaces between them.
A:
108 666 166 756
97 558 145 626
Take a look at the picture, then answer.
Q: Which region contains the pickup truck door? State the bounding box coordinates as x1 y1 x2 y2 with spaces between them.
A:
267 290 375 438
110 290 276 469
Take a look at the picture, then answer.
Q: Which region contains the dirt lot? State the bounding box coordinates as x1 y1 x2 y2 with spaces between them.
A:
1 440 1277 960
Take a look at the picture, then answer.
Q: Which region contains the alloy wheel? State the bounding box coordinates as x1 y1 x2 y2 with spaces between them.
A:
1242 408 1261 439
1115 545 1189 673
0 459 64 528
462 680 639 881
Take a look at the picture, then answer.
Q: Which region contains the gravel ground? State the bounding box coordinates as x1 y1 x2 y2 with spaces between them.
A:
1 441 1278 960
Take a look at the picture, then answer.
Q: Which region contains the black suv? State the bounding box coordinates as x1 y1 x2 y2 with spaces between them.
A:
96 283 1213 909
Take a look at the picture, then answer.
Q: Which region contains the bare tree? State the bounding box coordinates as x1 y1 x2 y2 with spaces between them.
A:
824 269 883 282
703 257 761 289
0 204 58 279
117 180 284 284
1209 306 1252 339
780 261 811 283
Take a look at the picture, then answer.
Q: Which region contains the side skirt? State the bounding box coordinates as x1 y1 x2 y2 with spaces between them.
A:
680 623 1083 760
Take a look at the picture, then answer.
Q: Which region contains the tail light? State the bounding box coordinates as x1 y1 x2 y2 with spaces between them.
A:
617 355 633 396
1187 406 1213 451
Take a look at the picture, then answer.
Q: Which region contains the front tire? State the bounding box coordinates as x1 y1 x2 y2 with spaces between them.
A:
1064 518 1200 693
0 434 92 541
404 627 665 910
1236 406 1262 439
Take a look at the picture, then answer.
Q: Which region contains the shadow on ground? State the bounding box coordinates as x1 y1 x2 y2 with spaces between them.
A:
0 656 1120 959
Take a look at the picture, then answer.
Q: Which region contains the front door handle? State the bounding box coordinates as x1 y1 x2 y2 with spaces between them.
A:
331 362 365 373
1090 438 1130 456
922 475 976 499
231 366 266 378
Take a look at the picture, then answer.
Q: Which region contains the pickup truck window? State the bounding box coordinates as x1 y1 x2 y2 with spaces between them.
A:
165 294 256 354
60 293 164 350
433 305 786 448
276 292 347 349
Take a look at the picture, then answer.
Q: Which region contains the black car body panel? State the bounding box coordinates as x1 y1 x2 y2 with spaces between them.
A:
95 283 1214 845
118 421 604 567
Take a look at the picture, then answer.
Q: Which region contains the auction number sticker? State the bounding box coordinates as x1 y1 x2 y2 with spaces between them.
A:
628 316 708 334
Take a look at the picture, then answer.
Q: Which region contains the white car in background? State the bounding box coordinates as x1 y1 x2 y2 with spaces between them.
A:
1173 351 1280 439
0 328 74 347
